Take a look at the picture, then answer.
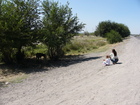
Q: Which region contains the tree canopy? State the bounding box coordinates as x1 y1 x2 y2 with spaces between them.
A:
41 0 85 60
0 0 85 63
94 20 130 38
0 0 41 63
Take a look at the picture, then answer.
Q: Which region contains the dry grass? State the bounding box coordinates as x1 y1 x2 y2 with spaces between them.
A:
63 35 108 55
0 65 28 84
0 72 28 83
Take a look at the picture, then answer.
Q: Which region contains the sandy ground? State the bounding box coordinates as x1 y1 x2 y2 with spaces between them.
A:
1 36 140 105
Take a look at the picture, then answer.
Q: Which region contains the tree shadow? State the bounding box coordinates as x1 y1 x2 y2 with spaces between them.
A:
116 62 122 64
0 54 102 74
46 55 102 68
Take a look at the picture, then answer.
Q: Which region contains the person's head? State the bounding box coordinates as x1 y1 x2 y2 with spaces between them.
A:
106 55 110 58
112 49 117 56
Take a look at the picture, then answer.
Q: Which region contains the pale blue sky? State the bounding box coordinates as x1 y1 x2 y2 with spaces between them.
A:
54 0 140 34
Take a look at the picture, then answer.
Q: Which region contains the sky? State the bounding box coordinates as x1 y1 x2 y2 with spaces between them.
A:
53 0 140 34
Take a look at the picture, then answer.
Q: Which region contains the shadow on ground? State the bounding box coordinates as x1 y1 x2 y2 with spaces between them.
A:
116 62 122 64
47 55 102 68
0 55 102 74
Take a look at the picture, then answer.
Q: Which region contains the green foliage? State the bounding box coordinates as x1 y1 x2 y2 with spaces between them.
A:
42 0 85 60
25 44 47 57
0 0 41 63
106 30 122 44
95 20 130 38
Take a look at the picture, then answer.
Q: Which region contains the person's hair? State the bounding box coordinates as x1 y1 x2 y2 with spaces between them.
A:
106 55 110 58
112 49 117 56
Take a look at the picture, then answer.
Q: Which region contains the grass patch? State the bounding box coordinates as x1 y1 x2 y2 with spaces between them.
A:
63 35 108 55
0 71 28 83
0 66 28 84
23 35 108 57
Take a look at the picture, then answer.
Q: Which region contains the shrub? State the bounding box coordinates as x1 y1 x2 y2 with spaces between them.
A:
95 20 130 38
106 30 122 44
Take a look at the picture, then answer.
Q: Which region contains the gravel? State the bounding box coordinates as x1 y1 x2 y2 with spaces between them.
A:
1 36 140 105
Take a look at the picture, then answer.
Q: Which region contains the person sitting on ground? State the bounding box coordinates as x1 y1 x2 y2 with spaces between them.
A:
110 49 119 64
103 55 111 66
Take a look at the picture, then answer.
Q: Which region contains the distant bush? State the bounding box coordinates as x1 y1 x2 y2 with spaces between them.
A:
106 30 122 44
94 20 130 38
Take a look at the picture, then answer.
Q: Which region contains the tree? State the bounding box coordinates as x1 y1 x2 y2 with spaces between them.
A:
0 0 41 63
0 0 15 63
94 20 130 38
115 23 130 38
94 20 112 37
42 0 85 60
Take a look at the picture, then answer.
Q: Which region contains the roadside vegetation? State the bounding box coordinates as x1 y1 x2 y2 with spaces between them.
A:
0 0 130 83
63 35 107 55
0 34 109 83
94 20 130 44
25 35 107 57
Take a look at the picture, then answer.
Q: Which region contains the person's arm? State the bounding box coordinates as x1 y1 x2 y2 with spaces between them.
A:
110 53 114 59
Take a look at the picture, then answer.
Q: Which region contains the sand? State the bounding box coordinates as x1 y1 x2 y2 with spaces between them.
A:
1 36 140 105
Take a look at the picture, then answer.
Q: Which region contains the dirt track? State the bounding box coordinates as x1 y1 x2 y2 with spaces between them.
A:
1 36 140 105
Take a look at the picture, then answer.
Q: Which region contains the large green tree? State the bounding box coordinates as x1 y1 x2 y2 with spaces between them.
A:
0 0 41 63
94 20 130 38
42 0 85 60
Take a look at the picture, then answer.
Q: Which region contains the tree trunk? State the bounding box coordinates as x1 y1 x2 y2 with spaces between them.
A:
16 46 25 63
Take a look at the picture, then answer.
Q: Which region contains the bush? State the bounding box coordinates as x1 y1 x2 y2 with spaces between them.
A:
106 30 122 44
95 20 130 38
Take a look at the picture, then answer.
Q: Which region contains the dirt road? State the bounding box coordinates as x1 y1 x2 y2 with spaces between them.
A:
1 36 140 105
